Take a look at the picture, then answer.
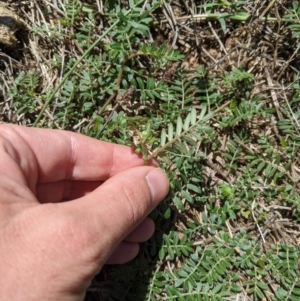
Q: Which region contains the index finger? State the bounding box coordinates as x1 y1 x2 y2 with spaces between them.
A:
0 124 151 183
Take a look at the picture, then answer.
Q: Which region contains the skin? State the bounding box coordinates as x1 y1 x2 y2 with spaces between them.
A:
0 123 169 301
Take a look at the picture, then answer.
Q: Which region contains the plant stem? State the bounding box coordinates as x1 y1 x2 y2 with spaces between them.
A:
148 101 231 160
153 13 295 25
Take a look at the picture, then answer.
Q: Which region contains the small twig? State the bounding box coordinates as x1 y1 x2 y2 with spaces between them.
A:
213 100 231 114
200 46 217 64
270 115 281 141
44 0 65 16
283 86 300 131
233 138 255 155
263 58 283 120
73 118 87 130
266 205 292 211
260 0 277 18
30 0 35 23
162 1 179 48
204 158 231 184
95 104 119 138
225 220 233 238
277 45 300 81
95 0 103 13
140 0 149 15
35 1 50 35
208 21 228 55
252 200 266 244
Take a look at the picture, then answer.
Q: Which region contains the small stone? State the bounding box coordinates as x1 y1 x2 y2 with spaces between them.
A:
0 4 27 47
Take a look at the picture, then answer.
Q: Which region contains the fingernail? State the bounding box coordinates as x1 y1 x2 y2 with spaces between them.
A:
146 168 169 203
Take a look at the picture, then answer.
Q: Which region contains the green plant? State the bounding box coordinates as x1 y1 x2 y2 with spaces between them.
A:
9 71 40 115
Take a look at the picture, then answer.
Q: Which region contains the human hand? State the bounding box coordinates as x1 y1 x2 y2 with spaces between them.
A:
0 124 169 301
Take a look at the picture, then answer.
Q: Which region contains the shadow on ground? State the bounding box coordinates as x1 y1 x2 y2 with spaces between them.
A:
84 201 174 301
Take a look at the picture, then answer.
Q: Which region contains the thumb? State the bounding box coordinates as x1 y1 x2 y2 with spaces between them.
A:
64 166 169 264
0 167 168 299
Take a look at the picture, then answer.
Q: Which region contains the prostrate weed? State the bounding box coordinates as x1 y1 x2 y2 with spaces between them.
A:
1 0 300 300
